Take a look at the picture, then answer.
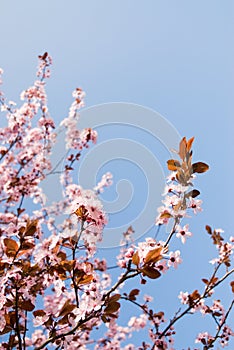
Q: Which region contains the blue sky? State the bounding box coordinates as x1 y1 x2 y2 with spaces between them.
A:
1 1 233 348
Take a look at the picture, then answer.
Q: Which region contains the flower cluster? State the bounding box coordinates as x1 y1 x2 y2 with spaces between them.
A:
60 87 97 150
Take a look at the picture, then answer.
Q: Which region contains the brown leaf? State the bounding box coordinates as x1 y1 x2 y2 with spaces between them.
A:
129 289 140 300
21 241 35 250
230 281 234 293
74 205 88 220
188 290 200 306
153 311 164 320
192 162 209 174
167 159 181 171
179 137 187 160
186 137 195 152
132 251 140 266
60 260 75 271
109 294 121 303
58 300 76 317
213 311 222 317
101 315 108 323
140 267 161 279
4 238 19 257
104 301 120 314
185 189 200 198
159 211 172 219
212 230 224 245
18 299 35 312
57 314 70 325
205 225 212 235
33 310 46 318
57 251 67 261
144 247 163 264
25 219 38 236
202 278 209 285
76 274 93 286
17 208 25 216
4 238 18 251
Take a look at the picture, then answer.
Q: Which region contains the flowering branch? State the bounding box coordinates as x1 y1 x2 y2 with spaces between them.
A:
0 54 233 350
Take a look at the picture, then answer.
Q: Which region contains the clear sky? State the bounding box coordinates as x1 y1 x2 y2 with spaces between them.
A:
1 1 233 348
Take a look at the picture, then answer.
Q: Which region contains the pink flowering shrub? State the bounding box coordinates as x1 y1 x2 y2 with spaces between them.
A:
0 54 233 349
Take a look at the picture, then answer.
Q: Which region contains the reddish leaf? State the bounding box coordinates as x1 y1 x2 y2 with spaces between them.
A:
205 225 212 235
60 260 75 271
141 267 161 279
132 251 140 266
58 314 70 325
179 137 187 160
230 281 234 293
101 315 108 323
185 189 200 198
129 289 140 300
18 300 35 312
213 311 222 317
25 219 38 236
159 211 172 219
58 300 76 317
186 137 195 152
192 162 209 174
129 289 140 297
33 310 46 317
153 311 164 320
57 251 67 261
144 247 162 264
4 238 18 251
17 208 25 216
109 294 121 303
202 278 209 285
76 274 93 286
21 241 35 250
190 290 200 300
211 231 224 246
74 205 88 220
167 159 181 171
188 290 200 306
104 301 120 314
4 238 19 257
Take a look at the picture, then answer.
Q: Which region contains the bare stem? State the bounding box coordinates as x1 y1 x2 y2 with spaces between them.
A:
15 287 22 350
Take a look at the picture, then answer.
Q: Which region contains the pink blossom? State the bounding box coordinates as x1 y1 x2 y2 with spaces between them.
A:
155 260 169 273
195 331 214 345
188 198 203 214
128 313 147 330
178 291 189 304
176 224 192 244
94 172 113 194
167 250 182 268
144 294 153 302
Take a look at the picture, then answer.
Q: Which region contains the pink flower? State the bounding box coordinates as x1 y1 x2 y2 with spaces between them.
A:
178 291 189 304
188 198 203 214
128 314 147 330
176 224 192 244
144 294 153 302
168 250 182 268
94 172 113 194
155 260 169 273
195 332 214 345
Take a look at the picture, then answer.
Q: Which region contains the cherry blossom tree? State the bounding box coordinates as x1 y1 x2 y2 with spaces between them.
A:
0 53 233 349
